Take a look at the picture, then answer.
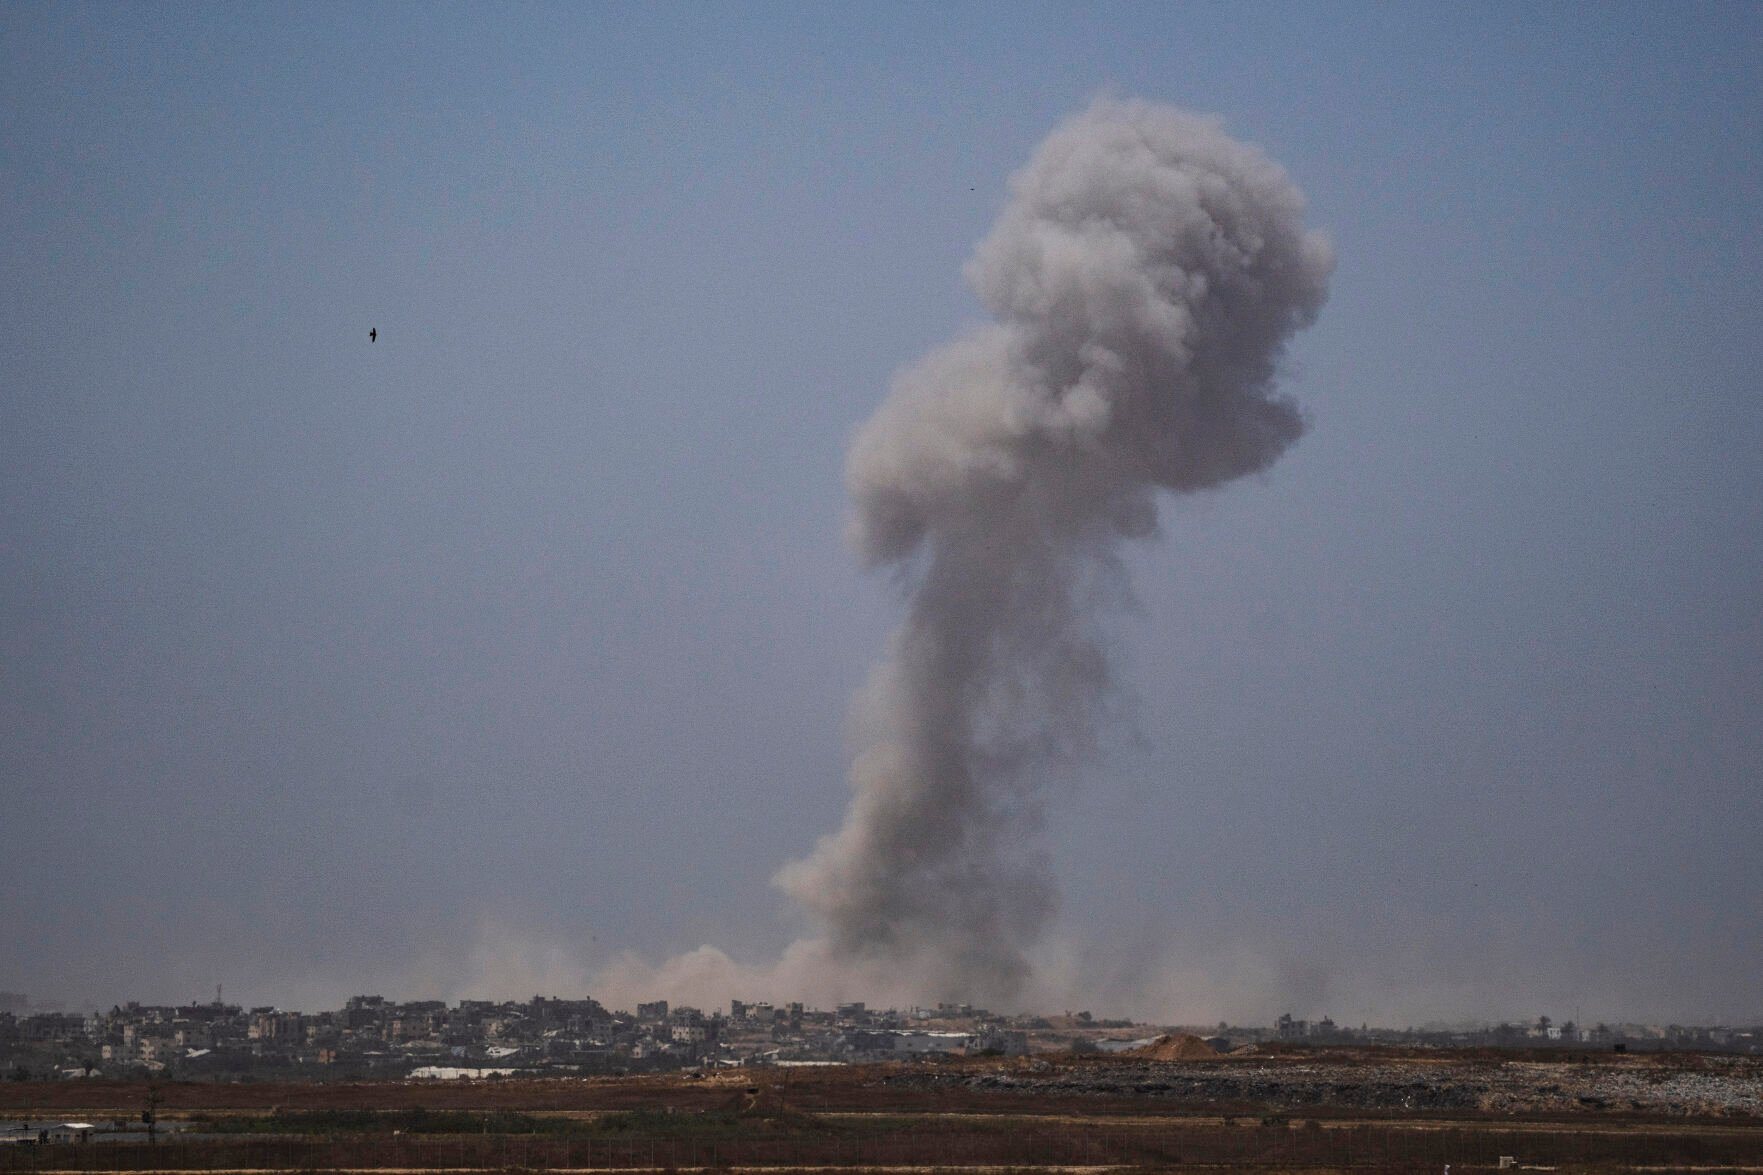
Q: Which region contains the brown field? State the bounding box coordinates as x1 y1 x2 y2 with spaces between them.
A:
3 1047 1761 1172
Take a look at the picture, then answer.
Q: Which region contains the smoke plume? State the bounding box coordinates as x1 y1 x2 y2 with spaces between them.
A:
775 99 1333 1002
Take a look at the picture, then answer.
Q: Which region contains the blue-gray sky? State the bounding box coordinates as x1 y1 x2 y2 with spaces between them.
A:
3 2 1760 1026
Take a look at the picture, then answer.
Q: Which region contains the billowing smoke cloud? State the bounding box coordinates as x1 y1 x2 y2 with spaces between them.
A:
775 99 1333 1002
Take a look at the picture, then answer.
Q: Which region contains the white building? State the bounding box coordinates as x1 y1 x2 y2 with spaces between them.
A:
891 1031 970 1055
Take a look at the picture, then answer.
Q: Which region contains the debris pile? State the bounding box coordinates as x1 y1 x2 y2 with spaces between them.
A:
881 1053 1763 1118
1130 1034 1221 1061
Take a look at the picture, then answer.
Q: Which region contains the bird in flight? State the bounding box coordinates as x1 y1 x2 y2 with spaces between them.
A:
369 327 377 343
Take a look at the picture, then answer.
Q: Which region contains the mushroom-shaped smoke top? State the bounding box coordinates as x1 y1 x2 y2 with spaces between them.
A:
776 99 1333 1003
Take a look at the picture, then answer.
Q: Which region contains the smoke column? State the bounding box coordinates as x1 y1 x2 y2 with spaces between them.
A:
776 99 1333 1002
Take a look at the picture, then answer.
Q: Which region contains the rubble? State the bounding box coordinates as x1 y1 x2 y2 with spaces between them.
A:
1129 1033 1222 1061
880 1053 1763 1118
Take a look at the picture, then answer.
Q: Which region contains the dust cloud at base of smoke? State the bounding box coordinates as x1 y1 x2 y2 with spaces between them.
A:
255 907 1748 1026
406 930 1387 1026
375 924 1279 1021
299 916 1693 1027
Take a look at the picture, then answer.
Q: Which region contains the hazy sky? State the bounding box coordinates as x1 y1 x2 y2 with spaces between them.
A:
4 3 1760 1026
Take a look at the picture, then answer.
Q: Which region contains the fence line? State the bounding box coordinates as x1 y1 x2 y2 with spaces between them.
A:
5 1119 1763 1171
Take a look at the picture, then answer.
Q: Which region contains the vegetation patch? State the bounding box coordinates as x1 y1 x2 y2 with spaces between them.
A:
191 1105 861 1140
196 1109 584 1135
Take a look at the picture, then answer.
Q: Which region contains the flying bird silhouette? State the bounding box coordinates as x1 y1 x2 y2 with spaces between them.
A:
369 327 377 342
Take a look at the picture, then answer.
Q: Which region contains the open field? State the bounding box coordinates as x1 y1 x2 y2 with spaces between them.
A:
4 1046 1762 1172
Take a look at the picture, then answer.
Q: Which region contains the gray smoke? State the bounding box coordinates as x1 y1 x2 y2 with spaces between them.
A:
776 99 1333 1002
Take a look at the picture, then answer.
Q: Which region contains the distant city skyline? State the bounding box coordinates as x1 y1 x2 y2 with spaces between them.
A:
7 984 1762 1050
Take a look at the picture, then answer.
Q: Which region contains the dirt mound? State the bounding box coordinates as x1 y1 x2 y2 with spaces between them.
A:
722 1082 792 1118
1130 1034 1220 1061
